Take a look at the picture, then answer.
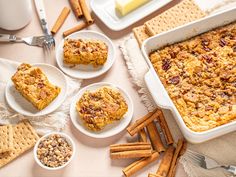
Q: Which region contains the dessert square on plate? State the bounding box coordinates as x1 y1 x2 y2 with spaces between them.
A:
76 86 128 131
63 38 108 67
11 63 61 110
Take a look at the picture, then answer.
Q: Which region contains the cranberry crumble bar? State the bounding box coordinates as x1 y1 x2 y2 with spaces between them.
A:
11 63 61 110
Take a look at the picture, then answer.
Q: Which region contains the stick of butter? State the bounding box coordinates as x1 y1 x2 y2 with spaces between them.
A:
115 0 150 16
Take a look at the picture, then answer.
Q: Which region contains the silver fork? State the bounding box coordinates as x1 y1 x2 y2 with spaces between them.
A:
34 0 55 55
186 149 236 175
0 34 46 47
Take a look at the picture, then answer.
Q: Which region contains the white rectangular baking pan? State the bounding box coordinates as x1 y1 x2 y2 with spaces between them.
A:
90 0 172 31
141 7 236 143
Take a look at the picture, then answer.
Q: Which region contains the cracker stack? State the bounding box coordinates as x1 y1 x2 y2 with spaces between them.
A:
133 25 150 47
0 125 13 154
0 120 39 168
133 0 206 46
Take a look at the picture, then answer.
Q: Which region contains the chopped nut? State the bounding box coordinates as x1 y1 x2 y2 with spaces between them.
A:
37 134 72 168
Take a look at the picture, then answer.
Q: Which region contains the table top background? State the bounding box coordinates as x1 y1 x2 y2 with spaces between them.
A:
0 0 187 176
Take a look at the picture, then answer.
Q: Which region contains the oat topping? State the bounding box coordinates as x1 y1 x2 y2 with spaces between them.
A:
149 22 236 132
37 134 72 168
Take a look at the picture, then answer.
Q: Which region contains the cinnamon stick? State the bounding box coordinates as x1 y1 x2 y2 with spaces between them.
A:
110 142 151 152
69 0 83 18
147 121 165 152
148 173 161 177
167 139 184 177
79 0 94 24
156 146 175 177
158 111 174 145
123 151 160 177
179 140 187 156
110 150 152 159
63 21 89 37
51 7 70 34
139 128 147 142
169 161 177 177
127 109 161 136
110 142 152 159
168 140 187 177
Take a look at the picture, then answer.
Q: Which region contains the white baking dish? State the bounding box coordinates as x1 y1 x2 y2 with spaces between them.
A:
141 7 236 143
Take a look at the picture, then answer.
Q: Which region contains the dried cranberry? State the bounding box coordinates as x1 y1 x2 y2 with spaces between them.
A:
219 38 227 47
162 59 171 71
168 76 180 85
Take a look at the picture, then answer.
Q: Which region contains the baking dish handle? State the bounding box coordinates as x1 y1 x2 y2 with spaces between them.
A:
144 69 173 109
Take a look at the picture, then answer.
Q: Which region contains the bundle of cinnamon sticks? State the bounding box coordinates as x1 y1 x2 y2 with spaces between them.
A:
110 142 152 159
63 0 94 37
110 108 187 177
50 0 94 36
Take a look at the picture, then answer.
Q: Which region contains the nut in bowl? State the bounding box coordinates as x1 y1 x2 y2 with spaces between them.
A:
34 132 75 170
70 82 134 138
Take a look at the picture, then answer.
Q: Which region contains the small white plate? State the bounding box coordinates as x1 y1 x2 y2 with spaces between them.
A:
56 30 115 79
70 82 134 138
90 0 172 31
5 63 67 117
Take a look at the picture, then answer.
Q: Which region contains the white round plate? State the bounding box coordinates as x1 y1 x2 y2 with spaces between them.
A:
70 82 134 138
56 30 115 79
5 63 67 117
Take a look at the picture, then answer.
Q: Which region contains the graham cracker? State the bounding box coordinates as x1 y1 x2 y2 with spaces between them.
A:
144 0 206 36
0 120 39 168
0 125 13 154
133 25 150 47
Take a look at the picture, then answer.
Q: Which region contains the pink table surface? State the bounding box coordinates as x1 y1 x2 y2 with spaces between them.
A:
0 0 188 177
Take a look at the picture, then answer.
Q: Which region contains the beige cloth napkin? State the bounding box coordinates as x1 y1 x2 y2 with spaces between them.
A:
0 58 82 135
120 36 236 177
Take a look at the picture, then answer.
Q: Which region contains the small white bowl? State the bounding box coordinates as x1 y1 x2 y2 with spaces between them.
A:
34 132 75 170
5 63 67 117
56 30 116 79
70 82 134 138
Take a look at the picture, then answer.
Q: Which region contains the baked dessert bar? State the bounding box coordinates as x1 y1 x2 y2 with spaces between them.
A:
149 22 236 132
11 63 61 110
63 38 108 67
76 86 128 131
